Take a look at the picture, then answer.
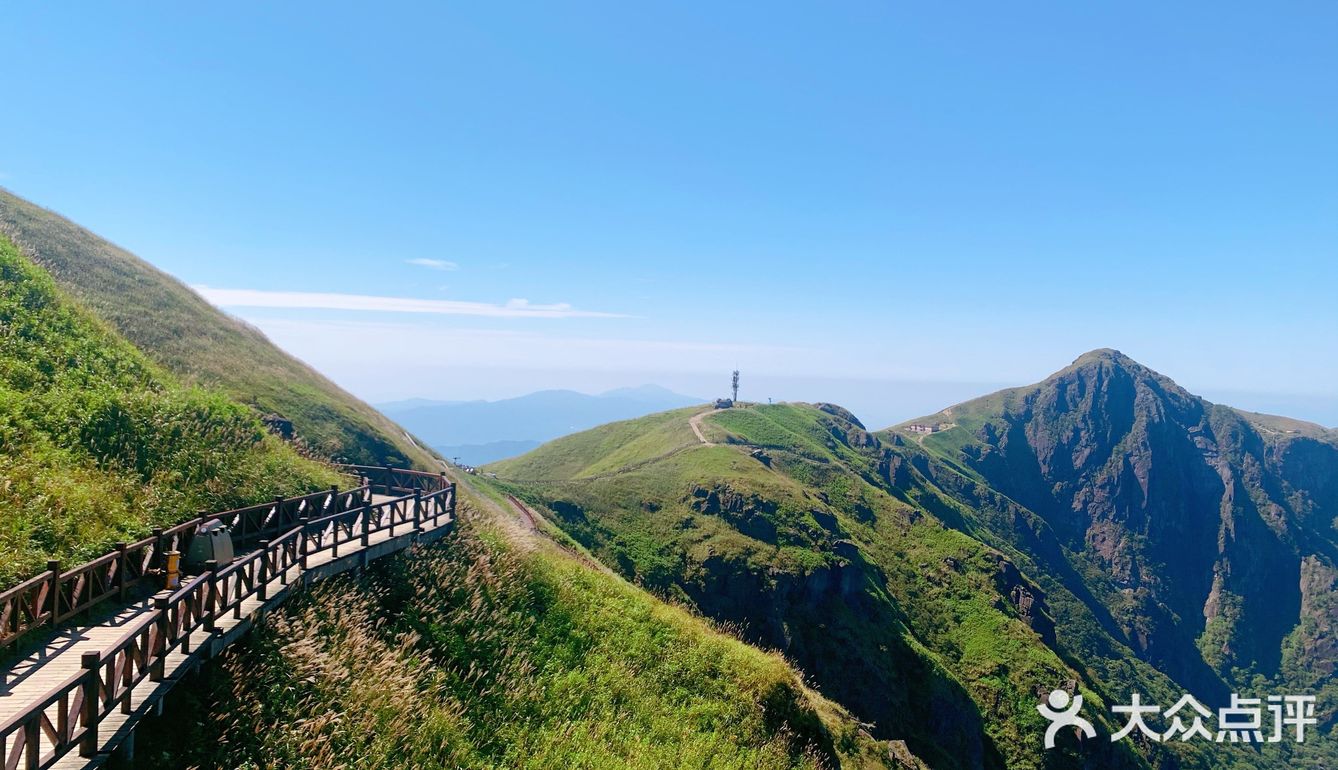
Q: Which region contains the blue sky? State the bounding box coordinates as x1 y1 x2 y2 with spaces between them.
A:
3 2 1336 426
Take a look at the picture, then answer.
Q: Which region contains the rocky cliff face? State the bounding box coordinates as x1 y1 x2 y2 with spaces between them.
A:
920 349 1338 700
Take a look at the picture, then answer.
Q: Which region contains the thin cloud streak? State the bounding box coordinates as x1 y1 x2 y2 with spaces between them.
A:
255 318 804 359
192 286 625 319
240 316 812 379
406 258 458 271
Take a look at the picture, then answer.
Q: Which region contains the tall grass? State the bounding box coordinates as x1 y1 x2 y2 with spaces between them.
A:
134 511 893 769
0 234 339 583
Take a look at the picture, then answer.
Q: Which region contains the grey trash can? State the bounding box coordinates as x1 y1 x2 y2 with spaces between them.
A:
185 520 235 571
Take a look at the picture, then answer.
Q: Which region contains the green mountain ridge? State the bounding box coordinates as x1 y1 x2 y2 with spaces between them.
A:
0 188 438 469
491 350 1338 769
0 231 340 583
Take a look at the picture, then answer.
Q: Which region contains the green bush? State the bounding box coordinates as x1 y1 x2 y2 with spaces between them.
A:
0 234 339 583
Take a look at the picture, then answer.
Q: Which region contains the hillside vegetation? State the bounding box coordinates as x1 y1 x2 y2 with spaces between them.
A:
0 233 340 583
492 357 1338 769
0 188 437 469
492 405 1127 769
134 503 905 770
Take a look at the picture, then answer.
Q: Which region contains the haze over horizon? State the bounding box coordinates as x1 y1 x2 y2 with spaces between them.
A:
3 2 1334 427
368 365 1338 433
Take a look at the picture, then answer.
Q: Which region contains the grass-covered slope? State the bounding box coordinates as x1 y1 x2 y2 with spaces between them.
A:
490 406 1079 769
490 397 1329 769
0 188 436 469
134 506 905 770
0 233 340 583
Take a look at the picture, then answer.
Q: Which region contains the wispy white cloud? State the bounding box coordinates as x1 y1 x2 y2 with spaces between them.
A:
247 318 807 374
192 286 624 319
406 258 458 271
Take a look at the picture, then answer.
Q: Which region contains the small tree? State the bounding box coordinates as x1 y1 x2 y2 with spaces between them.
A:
731 370 740 403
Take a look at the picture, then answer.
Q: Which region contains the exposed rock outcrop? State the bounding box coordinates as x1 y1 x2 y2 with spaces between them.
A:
686 483 779 542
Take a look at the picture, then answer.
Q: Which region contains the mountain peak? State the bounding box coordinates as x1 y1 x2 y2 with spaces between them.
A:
600 384 703 403
1065 348 1170 381
1072 347 1132 366
1059 348 1195 396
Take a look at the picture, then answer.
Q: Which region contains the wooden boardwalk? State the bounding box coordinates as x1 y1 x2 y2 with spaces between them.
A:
0 467 455 769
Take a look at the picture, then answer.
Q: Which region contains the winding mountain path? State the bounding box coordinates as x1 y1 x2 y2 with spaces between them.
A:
689 409 717 446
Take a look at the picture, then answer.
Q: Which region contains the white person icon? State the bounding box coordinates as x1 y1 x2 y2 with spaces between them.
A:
1038 689 1097 749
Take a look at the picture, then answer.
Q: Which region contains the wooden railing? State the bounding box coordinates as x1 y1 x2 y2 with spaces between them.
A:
0 471 448 652
0 485 376 653
0 469 455 770
340 465 452 496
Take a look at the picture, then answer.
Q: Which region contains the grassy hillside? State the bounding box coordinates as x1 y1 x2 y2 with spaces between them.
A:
0 233 341 583
0 188 437 469
492 405 1068 769
133 503 906 770
490 401 1323 769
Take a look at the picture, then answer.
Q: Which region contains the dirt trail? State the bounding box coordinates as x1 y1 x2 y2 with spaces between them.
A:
453 474 611 572
506 494 540 530
690 409 717 446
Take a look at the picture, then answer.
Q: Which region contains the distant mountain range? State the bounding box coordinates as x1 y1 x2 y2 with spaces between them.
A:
379 385 704 465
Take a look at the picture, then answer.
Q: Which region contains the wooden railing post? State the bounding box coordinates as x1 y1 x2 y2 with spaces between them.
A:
47 560 61 628
116 543 129 602
279 535 291 586
181 589 193 654
444 476 454 524
233 570 245 619
413 490 422 535
298 517 311 569
329 485 340 514
151 527 165 571
361 502 372 547
203 560 219 632
80 651 101 756
152 597 169 682
23 715 39 770
257 540 271 600
383 465 393 495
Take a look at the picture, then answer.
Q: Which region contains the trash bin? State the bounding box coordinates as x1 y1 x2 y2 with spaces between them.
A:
184 520 235 571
